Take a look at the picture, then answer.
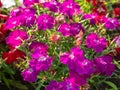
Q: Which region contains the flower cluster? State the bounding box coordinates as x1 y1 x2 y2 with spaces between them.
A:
21 41 53 82
1 0 120 89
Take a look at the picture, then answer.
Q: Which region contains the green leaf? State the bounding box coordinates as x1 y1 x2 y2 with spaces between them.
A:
36 82 42 90
9 80 28 90
104 81 118 90
2 73 11 89
4 64 15 75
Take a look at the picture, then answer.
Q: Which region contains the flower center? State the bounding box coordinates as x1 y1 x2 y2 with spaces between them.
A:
38 55 46 61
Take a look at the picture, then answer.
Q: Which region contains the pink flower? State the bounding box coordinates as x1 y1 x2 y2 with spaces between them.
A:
6 30 28 47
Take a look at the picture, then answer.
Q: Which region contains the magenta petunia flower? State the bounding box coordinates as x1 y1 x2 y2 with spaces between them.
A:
59 78 80 90
5 17 21 29
46 80 60 90
44 0 60 12
69 70 89 86
22 7 36 15
29 55 53 72
21 68 38 82
6 30 28 47
10 7 23 17
58 23 84 36
24 14 36 28
82 13 98 25
29 41 48 53
60 52 70 64
74 59 94 75
69 47 85 61
94 55 115 76
60 47 94 75
103 17 120 30
70 23 84 36
8 7 36 28
85 33 107 52
58 23 71 36
60 47 85 65
23 0 38 7
59 0 80 18
37 14 55 30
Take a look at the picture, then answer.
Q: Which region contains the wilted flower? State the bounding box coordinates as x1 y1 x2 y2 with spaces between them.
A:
49 34 61 43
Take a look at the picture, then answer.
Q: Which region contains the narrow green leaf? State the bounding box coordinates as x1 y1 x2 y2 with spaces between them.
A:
2 74 10 89
9 80 28 90
104 81 118 90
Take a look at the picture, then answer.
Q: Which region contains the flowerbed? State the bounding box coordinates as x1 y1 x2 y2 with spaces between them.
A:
0 0 120 90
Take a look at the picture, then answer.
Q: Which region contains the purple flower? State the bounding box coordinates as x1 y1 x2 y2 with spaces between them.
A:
46 80 60 90
116 35 120 46
22 7 36 15
58 23 84 36
24 14 36 27
30 48 47 59
58 23 71 36
59 78 80 90
6 30 28 47
104 18 120 30
69 47 85 61
37 14 55 30
70 23 84 36
29 55 53 72
10 7 23 17
23 0 38 7
60 52 70 64
10 7 36 18
69 70 89 86
8 7 36 28
60 47 85 65
21 68 37 82
5 17 21 29
60 47 94 75
29 41 48 53
74 59 94 75
44 0 60 12
82 13 98 25
59 0 80 18
94 55 115 76
85 33 107 52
